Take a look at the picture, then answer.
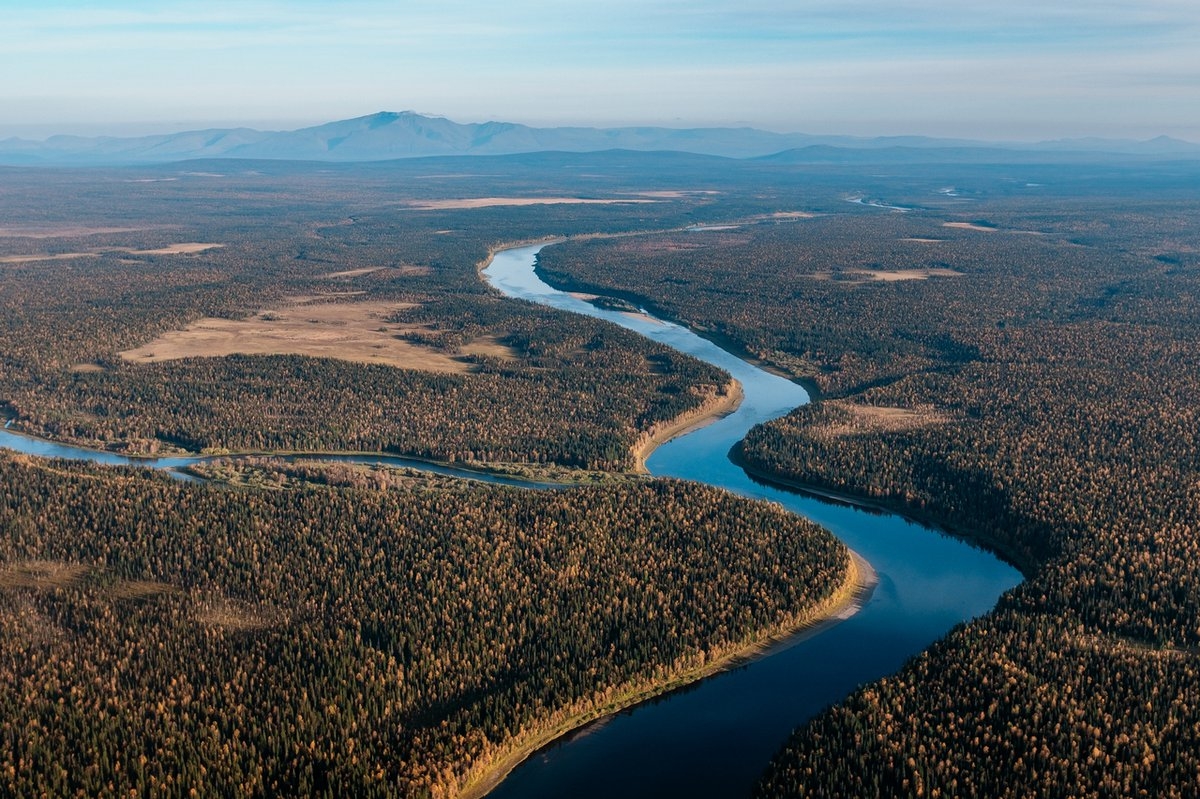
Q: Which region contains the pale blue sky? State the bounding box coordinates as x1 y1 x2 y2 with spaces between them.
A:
2 0 1198 141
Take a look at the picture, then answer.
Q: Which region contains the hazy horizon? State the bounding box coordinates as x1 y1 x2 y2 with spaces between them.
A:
2 110 1199 147
2 1 1198 143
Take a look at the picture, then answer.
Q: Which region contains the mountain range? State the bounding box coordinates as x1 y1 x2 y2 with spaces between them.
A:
2 111 1197 166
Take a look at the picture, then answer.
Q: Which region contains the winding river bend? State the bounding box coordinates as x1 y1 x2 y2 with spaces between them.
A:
482 243 1020 798
0 242 1021 798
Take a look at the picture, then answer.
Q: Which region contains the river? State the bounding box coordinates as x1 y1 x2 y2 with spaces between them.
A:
0 242 1021 799
481 243 1020 798
0 419 562 490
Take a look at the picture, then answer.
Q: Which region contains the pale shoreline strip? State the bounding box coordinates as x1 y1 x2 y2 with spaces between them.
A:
630 379 744 473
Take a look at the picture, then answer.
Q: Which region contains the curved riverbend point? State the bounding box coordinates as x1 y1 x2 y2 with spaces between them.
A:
481 242 1020 799
630 378 743 473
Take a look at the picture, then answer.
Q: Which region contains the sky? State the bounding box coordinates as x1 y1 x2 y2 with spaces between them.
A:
2 0 1198 142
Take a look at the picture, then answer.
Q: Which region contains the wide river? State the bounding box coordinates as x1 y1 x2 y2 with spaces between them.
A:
481 243 1021 798
0 242 1022 799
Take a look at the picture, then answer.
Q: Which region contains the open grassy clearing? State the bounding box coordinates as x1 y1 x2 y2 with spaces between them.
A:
624 190 720 198
402 197 658 210
0 561 177 602
195 598 286 632
130 242 223 255
0 226 158 238
943 221 999 232
806 267 963 282
0 242 223 263
805 402 954 439
118 298 519 372
320 264 433 279
0 252 99 264
943 221 1044 236
0 560 90 590
854 267 963 281
106 580 178 600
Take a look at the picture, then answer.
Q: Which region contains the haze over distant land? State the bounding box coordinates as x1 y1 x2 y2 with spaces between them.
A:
1 111 1198 166
1 2 1198 142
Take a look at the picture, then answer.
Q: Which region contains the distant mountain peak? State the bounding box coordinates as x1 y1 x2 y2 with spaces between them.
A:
365 111 403 127
1 112 1197 166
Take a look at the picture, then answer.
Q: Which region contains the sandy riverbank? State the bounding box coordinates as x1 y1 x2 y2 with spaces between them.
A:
456 546 876 799
631 379 744 472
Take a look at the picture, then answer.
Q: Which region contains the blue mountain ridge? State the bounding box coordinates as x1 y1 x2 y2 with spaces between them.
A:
2 111 1196 165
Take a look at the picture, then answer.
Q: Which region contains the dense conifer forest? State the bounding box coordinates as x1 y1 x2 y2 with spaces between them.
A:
0 454 848 796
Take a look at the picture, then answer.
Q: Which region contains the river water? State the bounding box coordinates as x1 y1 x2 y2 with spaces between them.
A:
0 243 1021 799
482 243 1021 798
0 420 558 490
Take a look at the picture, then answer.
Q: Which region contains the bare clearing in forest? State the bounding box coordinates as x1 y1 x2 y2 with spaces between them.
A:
808 268 963 283
404 197 657 210
0 242 223 263
0 226 155 238
943 222 998 232
810 402 954 439
623 190 720 198
106 580 178 600
320 264 432 279
0 560 90 590
132 243 223 255
0 252 96 263
943 222 1043 236
120 298 518 372
856 268 963 281
0 561 178 606
196 599 285 632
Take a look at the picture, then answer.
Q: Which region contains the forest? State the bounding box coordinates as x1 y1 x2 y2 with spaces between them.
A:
5 152 1200 797
0 453 850 797
537 175 1200 798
